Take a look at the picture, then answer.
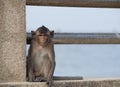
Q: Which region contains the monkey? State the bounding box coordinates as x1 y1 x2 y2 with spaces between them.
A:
27 25 56 87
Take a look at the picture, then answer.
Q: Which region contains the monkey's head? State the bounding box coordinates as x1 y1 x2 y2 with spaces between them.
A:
31 25 54 45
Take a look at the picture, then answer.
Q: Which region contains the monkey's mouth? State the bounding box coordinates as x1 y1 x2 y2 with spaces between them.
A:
40 39 46 43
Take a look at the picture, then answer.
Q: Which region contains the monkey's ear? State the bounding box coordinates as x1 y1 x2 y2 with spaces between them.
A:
50 31 54 38
31 31 36 36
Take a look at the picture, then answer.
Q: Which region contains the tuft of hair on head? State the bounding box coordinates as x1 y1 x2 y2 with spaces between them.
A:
36 25 54 38
37 25 50 34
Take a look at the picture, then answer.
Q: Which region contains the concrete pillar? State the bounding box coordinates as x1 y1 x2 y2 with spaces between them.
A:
0 0 26 82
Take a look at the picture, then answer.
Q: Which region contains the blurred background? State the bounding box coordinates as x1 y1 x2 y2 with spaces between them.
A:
26 6 120 78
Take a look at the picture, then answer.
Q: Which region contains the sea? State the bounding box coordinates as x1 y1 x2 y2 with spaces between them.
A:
26 44 120 78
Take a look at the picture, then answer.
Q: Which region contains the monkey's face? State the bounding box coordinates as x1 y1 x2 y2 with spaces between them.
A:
39 33 48 44
31 26 54 45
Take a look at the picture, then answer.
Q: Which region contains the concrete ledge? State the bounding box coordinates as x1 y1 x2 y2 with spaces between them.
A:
0 78 120 87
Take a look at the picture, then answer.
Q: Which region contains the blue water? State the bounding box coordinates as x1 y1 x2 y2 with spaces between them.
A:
26 45 120 78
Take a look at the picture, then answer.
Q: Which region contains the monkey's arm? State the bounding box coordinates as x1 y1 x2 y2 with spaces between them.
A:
27 45 36 81
48 50 56 81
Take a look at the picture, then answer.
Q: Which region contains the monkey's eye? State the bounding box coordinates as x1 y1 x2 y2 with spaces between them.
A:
39 34 48 36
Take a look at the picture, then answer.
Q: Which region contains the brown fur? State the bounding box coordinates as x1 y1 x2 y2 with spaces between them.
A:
27 26 55 87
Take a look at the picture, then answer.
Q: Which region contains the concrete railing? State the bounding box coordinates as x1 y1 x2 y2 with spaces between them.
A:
0 0 26 82
1 78 120 87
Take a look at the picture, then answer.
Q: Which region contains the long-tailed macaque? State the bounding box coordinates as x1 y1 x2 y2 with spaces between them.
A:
27 25 55 87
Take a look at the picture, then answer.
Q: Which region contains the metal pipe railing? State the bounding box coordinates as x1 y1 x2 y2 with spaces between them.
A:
26 0 120 8
27 33 120 44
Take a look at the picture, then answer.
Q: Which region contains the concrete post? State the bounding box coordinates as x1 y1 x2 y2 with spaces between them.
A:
0 0 26 82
